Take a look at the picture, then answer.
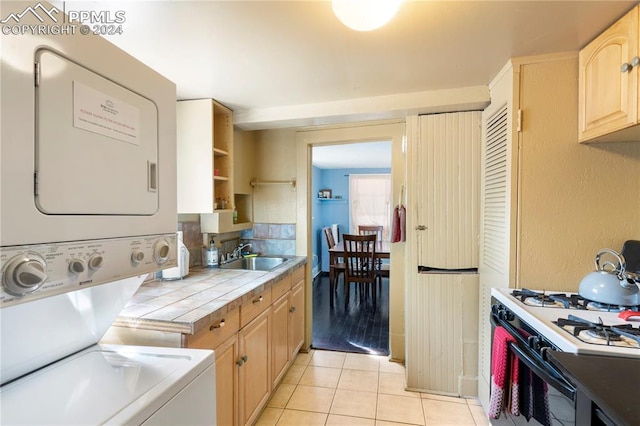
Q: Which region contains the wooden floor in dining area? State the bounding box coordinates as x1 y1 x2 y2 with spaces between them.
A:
312 273 389 356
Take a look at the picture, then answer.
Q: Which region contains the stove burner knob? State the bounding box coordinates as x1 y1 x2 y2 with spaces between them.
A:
153 239 171 265
131 250 145 264
2 253 48 297
68 259 86 274
88 255 104 271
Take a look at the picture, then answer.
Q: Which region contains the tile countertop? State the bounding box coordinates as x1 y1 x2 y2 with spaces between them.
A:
111 257 307 336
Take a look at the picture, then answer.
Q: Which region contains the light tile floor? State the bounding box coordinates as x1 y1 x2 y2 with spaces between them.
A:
255 350 491 426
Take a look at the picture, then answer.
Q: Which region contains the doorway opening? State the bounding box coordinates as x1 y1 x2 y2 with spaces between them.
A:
310 141 391 355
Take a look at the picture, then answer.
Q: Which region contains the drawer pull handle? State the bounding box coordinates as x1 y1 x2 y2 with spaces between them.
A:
253 295 264 304
210 319 225 331
289 306 296 313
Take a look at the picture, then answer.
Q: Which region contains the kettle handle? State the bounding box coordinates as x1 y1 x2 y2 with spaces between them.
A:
595 248 626 275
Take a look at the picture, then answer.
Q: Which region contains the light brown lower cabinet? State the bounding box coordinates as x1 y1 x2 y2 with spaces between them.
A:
289 278 305 359
271 293 290 387
185 265 306 426
214 334 239 426
238 307 271 426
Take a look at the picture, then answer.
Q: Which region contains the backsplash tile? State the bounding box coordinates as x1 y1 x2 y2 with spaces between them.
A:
242 223 296 256
253 223 270 239
178 220 203 267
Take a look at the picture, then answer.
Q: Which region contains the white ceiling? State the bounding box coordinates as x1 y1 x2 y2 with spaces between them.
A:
313 141 392 169
68 0 636 130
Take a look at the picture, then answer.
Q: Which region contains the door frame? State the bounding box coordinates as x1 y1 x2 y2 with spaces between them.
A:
295 121 406 361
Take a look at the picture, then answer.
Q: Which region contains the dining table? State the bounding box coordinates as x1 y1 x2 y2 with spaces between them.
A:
328 240 390 285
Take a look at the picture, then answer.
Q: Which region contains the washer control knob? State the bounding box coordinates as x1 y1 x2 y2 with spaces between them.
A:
131 250 145 264
88 255 104 271
153 239 171 264
68 259 86 274
3 253 48 296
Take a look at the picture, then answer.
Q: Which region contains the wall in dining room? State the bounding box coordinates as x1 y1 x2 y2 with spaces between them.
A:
314 167 391 272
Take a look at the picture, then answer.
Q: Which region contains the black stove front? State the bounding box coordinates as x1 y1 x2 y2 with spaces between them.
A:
490 299 576 425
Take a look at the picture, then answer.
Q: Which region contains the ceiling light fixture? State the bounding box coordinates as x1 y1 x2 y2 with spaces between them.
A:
332 0 402 32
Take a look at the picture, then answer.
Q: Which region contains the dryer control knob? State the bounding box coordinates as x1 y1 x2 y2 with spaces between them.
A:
68 259 86 274
3 253 48 296
88 255 104 270
131 250 145 264
153 239 171 264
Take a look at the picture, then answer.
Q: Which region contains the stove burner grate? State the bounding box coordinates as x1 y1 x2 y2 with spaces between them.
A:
512 289 568 308
511 289 640 312
556 315 640 347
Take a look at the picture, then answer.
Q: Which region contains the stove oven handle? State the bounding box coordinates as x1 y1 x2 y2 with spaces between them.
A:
508 342 575 401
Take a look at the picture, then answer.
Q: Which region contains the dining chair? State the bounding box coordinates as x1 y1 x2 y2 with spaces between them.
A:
342 233 377 308
357 225 389 288
323 226 345 306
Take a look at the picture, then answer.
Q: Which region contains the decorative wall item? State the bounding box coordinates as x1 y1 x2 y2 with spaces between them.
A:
319 189 333 199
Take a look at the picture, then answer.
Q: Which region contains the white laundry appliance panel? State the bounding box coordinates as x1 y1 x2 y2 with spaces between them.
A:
0 0 177 247
0 344 216 426
36 48 160 216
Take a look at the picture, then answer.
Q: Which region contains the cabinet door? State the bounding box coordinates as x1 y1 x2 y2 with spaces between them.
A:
579 6 639 142
238 308 271 426
214 335 239 426
271 293 290 387
289 280 305 359
176 99 214 213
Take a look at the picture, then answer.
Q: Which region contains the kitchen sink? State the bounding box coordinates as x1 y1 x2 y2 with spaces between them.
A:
219 256 290 271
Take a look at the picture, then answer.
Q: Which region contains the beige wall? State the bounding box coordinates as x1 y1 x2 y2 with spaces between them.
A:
515 55 640 290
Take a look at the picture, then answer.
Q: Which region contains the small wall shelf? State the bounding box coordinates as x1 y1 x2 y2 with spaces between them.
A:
316 197 347 202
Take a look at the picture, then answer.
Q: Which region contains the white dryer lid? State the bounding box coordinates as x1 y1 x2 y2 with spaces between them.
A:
0 345 214 425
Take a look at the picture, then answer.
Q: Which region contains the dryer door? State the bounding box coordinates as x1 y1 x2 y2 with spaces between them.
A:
35 48 159 215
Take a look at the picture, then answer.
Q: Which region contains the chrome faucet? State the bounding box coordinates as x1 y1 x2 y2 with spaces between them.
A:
232 243 252 259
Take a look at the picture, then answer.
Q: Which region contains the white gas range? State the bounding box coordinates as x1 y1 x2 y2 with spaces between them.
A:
492 287 640 358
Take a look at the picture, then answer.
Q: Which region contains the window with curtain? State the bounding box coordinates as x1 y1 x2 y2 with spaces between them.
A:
349 174 392 241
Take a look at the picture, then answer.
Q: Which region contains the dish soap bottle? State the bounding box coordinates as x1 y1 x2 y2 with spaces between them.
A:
206 238 219 268
233 206 238 224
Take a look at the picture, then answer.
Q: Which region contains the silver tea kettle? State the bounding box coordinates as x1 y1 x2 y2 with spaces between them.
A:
578 248 640 306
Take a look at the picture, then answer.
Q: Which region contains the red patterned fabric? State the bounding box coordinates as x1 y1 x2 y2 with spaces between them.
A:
488 326 516 419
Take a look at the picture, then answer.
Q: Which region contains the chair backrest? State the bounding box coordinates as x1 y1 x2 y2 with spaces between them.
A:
323 226 336 249
358 225 383 242
343 234 377 282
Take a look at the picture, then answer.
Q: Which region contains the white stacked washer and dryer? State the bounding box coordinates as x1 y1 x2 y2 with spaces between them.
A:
0 1 216 424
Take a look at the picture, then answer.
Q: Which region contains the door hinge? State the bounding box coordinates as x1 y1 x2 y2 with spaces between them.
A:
34 172 38 196
402 135 407 153
34 62 40 87
516 109 522 132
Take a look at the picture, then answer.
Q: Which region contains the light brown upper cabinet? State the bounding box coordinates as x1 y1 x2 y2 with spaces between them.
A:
177 99 252 232
579 6 640 143
176 99 233 213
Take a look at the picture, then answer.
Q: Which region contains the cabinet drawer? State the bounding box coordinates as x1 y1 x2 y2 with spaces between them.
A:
292 265 304 285
271 274 292 301
240 289 272 328
185 308 240 350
